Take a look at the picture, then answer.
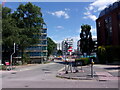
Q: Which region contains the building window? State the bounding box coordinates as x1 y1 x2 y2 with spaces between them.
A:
41 35 47 39
42 30 47 33
42 46 47 50
118 13 120 20
42 40 47 44
105 16 112 45
98 22 100 27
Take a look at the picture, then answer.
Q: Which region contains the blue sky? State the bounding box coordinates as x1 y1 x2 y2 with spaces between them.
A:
3 0 117 49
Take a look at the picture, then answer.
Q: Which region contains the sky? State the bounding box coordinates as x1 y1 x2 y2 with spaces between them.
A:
2 0 118 49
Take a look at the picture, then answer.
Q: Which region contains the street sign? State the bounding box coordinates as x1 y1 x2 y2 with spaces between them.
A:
5 62 10 66
68 46 72 52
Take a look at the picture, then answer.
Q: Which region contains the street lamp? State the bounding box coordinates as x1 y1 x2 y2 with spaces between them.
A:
10 43 15 70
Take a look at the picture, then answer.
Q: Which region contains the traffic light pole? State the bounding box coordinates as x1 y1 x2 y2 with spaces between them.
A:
65 41 68 74
65 52 68 74
69 52 72 73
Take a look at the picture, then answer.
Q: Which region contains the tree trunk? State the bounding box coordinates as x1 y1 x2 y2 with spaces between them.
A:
21 49 24 65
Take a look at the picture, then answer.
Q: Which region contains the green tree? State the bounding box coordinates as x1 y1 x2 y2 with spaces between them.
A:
2 7 20 63
80 24 94 56
0 4 2 45
57 50 63 56
12 2 44 64
47 37 57 56
2 3 45 64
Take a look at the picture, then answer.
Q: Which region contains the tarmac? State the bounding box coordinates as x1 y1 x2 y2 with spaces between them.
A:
56 64 120 81
1 62 120 81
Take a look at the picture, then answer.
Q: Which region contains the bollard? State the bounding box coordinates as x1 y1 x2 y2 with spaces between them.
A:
65 61 68 74
91 59 94 78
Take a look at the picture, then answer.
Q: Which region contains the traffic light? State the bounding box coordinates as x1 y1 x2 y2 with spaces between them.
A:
64 41 68 52
16 44 19 51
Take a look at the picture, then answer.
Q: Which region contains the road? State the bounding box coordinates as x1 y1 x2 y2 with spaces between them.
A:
1 60 119 88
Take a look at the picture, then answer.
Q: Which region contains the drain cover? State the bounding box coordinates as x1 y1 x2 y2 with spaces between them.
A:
42 69 50 71
44 71 51 73
25 85 29 87
11 72 16 74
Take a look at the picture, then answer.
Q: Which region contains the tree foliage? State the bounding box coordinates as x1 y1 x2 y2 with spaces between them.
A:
80 24 94 56
2 7 20 62
2 3 45 63
0 4 2 45
57 50 63 56
12 2 44 50
47 37 57 56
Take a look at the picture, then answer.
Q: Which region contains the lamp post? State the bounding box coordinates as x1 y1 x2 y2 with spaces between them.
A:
10 43 15 70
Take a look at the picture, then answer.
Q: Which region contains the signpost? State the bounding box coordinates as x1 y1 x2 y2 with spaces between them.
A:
5 62 10 70
68 46 72 53
5 62 10 66
68 46 73 72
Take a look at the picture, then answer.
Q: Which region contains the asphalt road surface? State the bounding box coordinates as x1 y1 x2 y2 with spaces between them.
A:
1 60 119 88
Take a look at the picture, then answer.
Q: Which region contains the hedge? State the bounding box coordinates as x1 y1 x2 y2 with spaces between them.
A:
97 46 120 64
75 58 90 65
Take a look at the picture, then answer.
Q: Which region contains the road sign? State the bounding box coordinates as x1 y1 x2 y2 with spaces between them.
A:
5 62 10 66
68 46 72 52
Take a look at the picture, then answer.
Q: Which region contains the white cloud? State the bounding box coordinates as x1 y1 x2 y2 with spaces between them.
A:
92 35 97 39
91 26 97 37
83 9 97 21
56 26 64 29
83 0 118 21
88 6 94 11
76 26 82 33
65 8 70 11
84 11 91 15
91 26 96 32
90 0 118 11
83 14 97 21
47 10 70 19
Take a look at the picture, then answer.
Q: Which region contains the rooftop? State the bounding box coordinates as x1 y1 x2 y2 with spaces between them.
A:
99 1 120 17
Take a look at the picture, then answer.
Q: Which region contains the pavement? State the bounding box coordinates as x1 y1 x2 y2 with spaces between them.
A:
1 63 55 73
56 64 120 81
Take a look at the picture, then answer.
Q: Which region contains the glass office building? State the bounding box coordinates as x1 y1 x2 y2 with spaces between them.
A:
25 25 47 63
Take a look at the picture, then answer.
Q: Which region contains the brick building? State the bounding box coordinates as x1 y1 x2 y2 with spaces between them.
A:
96 1 120 46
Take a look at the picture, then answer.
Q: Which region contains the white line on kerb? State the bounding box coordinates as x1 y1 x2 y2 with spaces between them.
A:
58 67 65 72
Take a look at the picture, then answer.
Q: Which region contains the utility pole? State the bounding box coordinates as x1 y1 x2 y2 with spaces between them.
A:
10 43 15 70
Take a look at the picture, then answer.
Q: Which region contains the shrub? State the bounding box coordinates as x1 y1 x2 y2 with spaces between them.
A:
97 46 106 64
105 46 120 63
97 45 120 64
75 58 90 65
23 53 30 64
0 65 6 70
